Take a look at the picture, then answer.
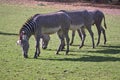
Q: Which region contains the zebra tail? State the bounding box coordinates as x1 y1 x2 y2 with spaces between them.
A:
103 15 107 29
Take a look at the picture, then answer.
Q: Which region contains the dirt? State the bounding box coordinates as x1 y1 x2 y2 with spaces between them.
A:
0 0 120 15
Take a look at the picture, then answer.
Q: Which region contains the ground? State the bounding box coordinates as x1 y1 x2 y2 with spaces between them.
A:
0 0 120 15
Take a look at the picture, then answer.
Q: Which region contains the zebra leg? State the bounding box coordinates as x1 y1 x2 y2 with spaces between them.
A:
101 27 107 44
56 30 65 55
23 51 28 58
96 25 101 46
22 41 29 58
70 30 75 45
64 30 70 55
79 28 86 48
87 26 95 48
77 29 82 40
34 35 41 58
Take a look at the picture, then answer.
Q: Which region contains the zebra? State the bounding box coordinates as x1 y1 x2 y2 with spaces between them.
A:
59 10 95 48
17 12 71 58
41 10 95 49
70 10 107 46
42 10 107 49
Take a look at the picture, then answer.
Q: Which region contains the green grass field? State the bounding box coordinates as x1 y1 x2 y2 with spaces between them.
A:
0 3 120 80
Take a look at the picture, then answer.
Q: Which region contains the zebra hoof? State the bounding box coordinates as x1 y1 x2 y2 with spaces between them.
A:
66 50 69 55
104 41 106 44
56 52 59 55
96 42 99 46
79 45 83 49
92 46 95 49
70 43 73 45
34 55 38 59
24 54 28 58
42 46 47 49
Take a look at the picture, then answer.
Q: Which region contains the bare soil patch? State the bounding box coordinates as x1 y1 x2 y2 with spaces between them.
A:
38 1 120 15
0 0 120 15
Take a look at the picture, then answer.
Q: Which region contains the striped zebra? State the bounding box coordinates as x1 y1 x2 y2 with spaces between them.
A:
17 12 71 58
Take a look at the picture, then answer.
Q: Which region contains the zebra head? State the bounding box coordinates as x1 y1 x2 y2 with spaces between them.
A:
17 31 29 58
42 34 50 49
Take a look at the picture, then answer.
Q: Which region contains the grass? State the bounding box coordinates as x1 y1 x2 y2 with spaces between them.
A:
0 3 120 80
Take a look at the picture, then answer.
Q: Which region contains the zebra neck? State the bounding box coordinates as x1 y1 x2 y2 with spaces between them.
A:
26 33 32 41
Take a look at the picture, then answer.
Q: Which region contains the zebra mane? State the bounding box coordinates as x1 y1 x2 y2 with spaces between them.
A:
19 14 40 35
19 16 32 35
25 16 33 24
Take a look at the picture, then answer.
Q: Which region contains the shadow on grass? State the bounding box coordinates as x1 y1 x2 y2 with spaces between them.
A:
44 45 120 54
40 55 120 62
39 45 120 62
70 44 80 46
44 49 120 55
90 45 120 54
88 48 120 54
44 48 81 53
101 45 120 49
0 31 18 36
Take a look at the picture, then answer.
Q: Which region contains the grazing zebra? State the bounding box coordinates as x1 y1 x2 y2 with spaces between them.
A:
70 10 107 46
17 12 71 58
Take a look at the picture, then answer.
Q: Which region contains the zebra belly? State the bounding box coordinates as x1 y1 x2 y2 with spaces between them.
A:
41 26 61 34
70 24 84 31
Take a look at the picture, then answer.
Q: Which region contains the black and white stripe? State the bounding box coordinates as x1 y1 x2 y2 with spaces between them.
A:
20 17 37 37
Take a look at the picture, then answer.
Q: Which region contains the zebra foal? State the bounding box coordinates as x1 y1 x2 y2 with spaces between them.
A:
17 12 71 58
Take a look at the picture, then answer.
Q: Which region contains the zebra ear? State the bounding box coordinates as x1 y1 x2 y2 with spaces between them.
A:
17 40 21 45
